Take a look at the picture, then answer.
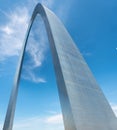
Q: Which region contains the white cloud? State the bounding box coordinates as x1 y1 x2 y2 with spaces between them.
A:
82 51 92 57
0 6 29 61
1 26 14 35
22 69 46 83
0 0 70 82
26 20 48 68
111 104 117 117
13 114 64 130
0 123 2 130
20 14 49 83
0 3 48 83
0 0 73 62
46 114 63 124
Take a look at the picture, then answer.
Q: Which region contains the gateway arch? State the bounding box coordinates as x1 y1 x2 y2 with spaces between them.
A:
3 3 117 130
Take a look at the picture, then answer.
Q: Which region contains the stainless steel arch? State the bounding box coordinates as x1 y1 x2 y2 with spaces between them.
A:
3 3 117 130
3 3 75 130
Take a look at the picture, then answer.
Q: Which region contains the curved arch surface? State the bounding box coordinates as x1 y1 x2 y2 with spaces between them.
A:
3 3 117 130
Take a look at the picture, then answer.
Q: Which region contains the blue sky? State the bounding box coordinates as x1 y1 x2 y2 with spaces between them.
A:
0 0 117 130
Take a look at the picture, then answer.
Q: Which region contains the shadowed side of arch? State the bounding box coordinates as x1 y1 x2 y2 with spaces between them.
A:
3 3 117 130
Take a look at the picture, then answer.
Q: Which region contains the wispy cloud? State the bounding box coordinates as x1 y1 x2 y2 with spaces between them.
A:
20 14 49 83
82 51 92 57
111 104 117 117
0 0 71 83
13 114 64 130
22 68 46 83
0 6 31 81
0 6 29 61
0 3 48 83
0 123 2 130
46 114 63 124
1 25 14 35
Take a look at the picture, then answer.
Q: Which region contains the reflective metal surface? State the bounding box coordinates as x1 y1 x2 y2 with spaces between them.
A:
3 3 117 130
